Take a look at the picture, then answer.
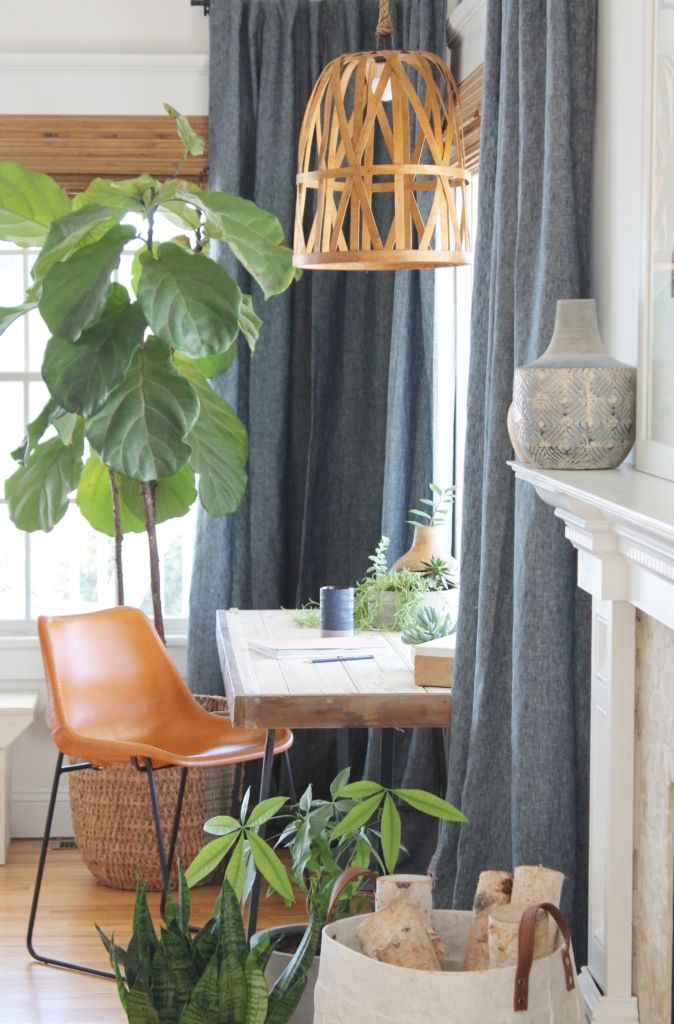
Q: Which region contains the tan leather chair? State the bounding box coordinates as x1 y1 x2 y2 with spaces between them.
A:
28 606 293 979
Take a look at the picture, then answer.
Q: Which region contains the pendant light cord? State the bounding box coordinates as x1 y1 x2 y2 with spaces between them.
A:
376 0 393 46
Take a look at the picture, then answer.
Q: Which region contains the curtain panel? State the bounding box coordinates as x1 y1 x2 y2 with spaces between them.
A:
434 0 595 960
189 0 445 804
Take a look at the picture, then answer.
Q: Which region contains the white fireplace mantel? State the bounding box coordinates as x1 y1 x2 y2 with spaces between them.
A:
510 461 674 1024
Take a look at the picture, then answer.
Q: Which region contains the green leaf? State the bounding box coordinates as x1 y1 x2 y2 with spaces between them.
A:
380 793 401 874
160 924 200 1005
126 983 161 1024
52 410 77 444
10 397 57 463
0 301 37 338
330 767 351 799
179 952 219 1024
42 287 146 417
164 105 206 157
218 878 249 967
334 781 384 799
203 815 241 837
239 788 251 825
219 952 247 1024
108 938 129 1014
132 878 159 966
75 450 145 536
179 345 236 380
265 978 308 1024
32 204 124 283
159 199 203 232
246 831 294 906
238 294 261 353
250 932 274 974
148 945 179 1024
0 163 70 246
193 917 219 965
119 463 197 524
330 791 384 840
5 427 84 532
244 951 268 1024
184 185 295 299
39 223 137 341
86 336 199 480
246 796 288 829
393 789 468 821
225 835 248 902
175 355 248 517
165 862 191 936
137 242 242 358
267 914 319 1022
73 175 158 213
184 832 239 887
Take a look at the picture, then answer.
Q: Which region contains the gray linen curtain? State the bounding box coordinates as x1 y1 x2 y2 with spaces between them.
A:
433 0 595 959
188 0 445 801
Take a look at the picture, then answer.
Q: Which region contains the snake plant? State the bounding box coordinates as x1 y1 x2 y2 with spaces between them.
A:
98 871 319 1024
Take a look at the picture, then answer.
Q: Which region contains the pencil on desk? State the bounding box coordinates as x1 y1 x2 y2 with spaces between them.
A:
309 654 376 664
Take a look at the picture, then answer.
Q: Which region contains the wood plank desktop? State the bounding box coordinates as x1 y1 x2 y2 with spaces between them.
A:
216 608 451 730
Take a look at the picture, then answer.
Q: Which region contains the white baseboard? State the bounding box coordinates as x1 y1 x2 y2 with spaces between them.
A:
579 968 640 1023
11 789 73 839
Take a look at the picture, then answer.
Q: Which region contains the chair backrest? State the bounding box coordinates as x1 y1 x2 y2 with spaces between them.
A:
38 607 196 753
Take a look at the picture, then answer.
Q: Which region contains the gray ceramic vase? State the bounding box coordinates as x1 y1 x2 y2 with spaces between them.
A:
512 299 636 469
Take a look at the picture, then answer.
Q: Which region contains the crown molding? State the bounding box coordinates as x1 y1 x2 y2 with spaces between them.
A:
447 0 488 48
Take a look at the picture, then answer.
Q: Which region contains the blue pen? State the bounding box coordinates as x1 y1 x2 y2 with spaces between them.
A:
310 654 375 664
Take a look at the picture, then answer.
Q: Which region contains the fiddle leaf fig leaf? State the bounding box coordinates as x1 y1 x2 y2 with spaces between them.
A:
39 223 137 341
163 104 205 157
238 294 261 353
86 336 199 481
159 199 202 233
189 344 237 379
0 163 70 247
11 397 57 464
175 354 248 517
119 463 196 525
32 204 124 283
137 242 242 358
5 423 84 532
0 301 37 338
184 185 295 298
76 449 145 537
73 175 158 213
42 285 147 417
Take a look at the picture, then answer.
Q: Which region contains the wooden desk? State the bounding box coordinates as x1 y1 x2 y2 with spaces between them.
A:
216 609 451 937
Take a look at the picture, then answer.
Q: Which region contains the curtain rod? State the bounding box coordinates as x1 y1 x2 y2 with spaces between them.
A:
191 0 210 14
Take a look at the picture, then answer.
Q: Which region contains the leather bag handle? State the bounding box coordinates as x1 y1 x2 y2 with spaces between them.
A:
515 902 575 1011
326 867 379 925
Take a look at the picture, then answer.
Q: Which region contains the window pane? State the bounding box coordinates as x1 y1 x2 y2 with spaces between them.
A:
0 504 26 618
30 505 116 617
0 382 24 493
29 380 52 425
28 309 51 372
0 315 25 372
0 253 24 306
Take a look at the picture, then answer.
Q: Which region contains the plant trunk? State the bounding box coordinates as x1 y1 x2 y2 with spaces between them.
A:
108 469 124 606
141 480 165 644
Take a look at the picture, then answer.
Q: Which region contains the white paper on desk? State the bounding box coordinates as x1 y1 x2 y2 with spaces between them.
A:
248 637 388 659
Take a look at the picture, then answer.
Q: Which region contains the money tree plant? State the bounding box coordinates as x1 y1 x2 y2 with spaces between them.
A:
0 107 298 639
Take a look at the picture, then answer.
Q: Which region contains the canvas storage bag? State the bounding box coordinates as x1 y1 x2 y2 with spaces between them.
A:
313 897 584 1024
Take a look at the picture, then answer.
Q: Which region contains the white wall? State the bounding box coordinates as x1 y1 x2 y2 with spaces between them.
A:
0 0 209 115
447 0 487 85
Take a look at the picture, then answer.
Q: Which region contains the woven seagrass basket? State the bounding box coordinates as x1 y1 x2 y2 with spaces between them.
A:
68 694 235 891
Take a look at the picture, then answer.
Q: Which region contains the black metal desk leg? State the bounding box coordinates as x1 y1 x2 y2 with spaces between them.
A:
336 728 349 774
379 728 395 790
435 728 448 797
246 728 276 941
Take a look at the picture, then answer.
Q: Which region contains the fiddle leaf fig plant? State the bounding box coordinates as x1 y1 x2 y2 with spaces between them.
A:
1 107 298 637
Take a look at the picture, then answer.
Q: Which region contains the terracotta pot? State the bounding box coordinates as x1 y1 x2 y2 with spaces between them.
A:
391 525 458 577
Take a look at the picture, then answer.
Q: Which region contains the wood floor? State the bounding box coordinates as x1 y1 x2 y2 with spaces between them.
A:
0 840 310 1024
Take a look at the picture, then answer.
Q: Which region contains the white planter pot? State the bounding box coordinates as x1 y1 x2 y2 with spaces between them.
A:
367 591 398 629
314 911 584 1024
420 589 459 617
251 924 319 1024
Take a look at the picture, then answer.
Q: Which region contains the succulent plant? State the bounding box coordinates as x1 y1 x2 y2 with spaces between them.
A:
401 605 457 645
419 556 458 592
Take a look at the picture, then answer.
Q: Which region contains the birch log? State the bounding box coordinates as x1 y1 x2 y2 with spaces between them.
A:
356 904 442 971
511 865 564 907
463 870 513 971
488 904 550 968
375 875 434 925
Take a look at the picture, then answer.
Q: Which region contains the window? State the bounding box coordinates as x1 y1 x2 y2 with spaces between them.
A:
0 215 196 628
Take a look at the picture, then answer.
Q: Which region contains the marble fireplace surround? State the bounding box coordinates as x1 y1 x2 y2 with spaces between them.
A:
510 462 674 1024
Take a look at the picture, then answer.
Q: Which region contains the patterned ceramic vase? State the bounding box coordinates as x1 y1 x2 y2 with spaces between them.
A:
512 299 636 469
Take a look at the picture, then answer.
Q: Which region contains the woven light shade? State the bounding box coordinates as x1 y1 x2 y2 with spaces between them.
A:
293 48 472 271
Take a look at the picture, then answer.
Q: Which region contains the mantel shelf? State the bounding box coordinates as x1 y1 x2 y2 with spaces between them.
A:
509 461 674 632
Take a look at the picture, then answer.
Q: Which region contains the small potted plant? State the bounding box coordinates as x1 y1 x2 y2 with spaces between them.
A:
184 769 466 1023
354 536 431 630
98 869 320 1024
392 483 459 576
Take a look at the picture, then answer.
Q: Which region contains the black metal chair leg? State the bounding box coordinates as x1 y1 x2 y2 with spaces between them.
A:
146 759 170 897
246 729 276 941
27 753 115 979
284 749 297 805
159 766 188 921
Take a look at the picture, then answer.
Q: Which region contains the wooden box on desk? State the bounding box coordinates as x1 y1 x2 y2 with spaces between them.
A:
412 635 455 688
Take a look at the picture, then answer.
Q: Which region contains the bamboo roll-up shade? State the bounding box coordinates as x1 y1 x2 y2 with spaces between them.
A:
458 64 483 177
0 115 209 196
293 49 472 270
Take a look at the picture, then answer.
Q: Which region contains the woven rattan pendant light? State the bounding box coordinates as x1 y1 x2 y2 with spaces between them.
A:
293 0 472 271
